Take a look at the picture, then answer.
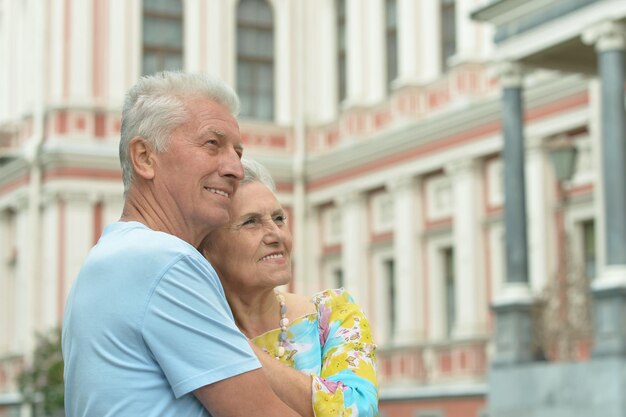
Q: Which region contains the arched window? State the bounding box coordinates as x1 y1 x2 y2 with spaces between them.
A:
441 0 457 72
237 0 274 120
142 0 184 75
336 0 347 103
385 0 398 92
443 247 456 337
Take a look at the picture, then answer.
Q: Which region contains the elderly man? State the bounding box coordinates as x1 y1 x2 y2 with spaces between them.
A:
62 72 299 417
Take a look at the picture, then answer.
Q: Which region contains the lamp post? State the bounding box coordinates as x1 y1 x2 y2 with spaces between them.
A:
545 136 579 360
547 136 578 183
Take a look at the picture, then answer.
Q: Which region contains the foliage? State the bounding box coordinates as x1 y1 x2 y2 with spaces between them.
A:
17 327 65 416
533 232 593 362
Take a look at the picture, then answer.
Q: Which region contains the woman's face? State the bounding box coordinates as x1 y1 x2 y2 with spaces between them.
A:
205 181 293 291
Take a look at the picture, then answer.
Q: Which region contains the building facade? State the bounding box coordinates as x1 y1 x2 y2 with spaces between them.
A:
0 0 623 416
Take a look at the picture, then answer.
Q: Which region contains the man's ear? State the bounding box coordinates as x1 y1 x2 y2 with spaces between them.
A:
128 136 156 180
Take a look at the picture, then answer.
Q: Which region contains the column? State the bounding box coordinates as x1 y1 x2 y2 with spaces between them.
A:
297 204 321 296
446 158 485 339
525 135 550 293
14 198 33 354
107 0 141 104
103 192 124 227
336 191 368 307
40 192 61 328
417 0 440 82
387 175 422 344
273 0 294 124
454 0 482 63
61 192 96 301
364 0 385 104
492 61 534 365
583 21 626 357
68 0 94 102
0 207 18 354
302 0 336 123
344 0 368 107
395 0 421 86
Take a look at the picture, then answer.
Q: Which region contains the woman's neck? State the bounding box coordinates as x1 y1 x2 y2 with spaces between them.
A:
224 287 281 338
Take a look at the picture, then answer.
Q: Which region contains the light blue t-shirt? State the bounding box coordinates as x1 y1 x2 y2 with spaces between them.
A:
62 221 260 417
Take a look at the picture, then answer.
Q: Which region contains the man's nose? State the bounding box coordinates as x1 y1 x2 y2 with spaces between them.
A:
220 149 244 180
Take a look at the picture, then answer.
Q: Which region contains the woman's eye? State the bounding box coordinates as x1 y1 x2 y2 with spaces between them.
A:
242 218 257 226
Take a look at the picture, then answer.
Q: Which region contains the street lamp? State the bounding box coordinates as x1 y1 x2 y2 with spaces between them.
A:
547 135 578 183
543 134 581 360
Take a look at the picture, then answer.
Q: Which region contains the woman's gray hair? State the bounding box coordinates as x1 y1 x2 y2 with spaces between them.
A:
241 158 276 192
119 71 240 192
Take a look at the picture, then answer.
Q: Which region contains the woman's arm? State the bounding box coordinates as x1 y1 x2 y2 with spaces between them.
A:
250 342 315 417
311 290 378 417
252 290 378 417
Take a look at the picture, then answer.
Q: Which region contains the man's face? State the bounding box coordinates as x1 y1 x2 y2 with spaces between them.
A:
152 97 244 240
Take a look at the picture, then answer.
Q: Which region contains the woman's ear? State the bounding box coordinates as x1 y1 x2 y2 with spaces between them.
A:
128 136 155 181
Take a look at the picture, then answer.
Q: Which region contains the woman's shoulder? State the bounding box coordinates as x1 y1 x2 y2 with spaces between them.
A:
311 288 357 309
281 288 358 319
283 292 317 320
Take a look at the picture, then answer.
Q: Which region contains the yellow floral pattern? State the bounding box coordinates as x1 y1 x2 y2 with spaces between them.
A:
252 289 378 416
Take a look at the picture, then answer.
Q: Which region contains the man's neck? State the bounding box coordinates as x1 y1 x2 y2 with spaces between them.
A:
121 187 204 248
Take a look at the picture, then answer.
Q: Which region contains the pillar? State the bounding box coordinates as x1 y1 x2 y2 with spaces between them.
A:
525 135 550 293
492 61 534 365
583 21 626 357
387 175 422 344
337 190 368 307
446 158 486 339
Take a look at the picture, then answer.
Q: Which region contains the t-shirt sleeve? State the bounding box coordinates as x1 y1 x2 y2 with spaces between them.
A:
312 289 379 417
141 254 261 398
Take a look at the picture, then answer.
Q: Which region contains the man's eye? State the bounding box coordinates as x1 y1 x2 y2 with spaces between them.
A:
274 215 287 225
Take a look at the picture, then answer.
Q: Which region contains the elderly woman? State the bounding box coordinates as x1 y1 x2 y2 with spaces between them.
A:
202 158 378 417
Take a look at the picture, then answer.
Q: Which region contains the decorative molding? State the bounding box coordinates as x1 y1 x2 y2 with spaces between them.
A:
444 157 477 177
496 61 525 88
492 282 534 307
582 21 626 52
386 175 414 194
592 265 626 290
334 190 365 208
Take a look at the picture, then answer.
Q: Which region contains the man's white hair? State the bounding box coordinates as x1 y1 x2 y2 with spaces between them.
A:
119 71 240 192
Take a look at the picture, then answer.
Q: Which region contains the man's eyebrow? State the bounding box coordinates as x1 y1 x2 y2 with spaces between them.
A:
201 129 244 153
204 128 226 138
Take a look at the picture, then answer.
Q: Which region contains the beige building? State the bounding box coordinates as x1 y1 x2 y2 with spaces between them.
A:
1 0 621 416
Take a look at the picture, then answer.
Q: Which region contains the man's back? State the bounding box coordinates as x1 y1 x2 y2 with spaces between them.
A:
62 221 260 417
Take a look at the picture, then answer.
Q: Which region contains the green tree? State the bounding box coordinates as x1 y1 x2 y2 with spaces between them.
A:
17 327 64 417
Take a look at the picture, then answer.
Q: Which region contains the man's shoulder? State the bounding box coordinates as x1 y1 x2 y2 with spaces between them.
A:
102 221 199 256
87 221 209 279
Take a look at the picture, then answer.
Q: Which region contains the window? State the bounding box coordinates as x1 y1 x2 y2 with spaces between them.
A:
385 259 396 337
581 220 596 281
323 206 342 245
237 0 274 120
337 0 347 103
142 0 184 75
443 247 455 337
334 268 344 289
440 0 456 71
426 174 453 221
372 192 394 233
486 158 504 208
385 0 398 91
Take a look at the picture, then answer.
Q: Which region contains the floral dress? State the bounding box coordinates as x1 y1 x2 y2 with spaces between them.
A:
251 288 378 417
